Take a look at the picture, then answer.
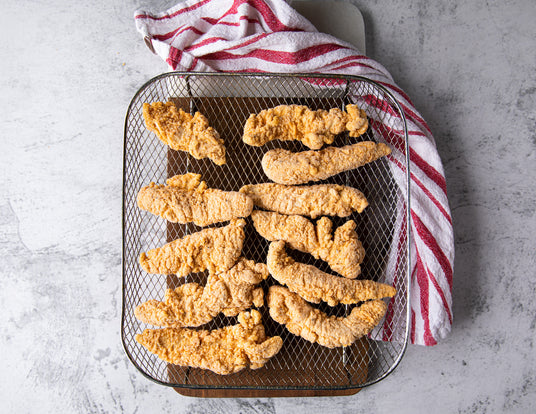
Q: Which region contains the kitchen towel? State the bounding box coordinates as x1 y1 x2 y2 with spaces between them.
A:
134 0 454 346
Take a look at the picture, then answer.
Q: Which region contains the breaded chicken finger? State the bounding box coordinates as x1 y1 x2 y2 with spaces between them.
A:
243 104 368 149
135 258 269 327
240 183 368 218
262 141 392 185
251 211 365 278
267 241 396 306
143 101 226 165
137 173 253 226
135 310 283 375
139 219 245 275
268 286 388 348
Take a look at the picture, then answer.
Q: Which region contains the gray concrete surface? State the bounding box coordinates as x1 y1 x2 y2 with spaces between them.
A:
1 0 535 412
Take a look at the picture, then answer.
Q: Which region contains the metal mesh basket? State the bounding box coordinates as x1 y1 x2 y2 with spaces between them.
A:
122 72 410 391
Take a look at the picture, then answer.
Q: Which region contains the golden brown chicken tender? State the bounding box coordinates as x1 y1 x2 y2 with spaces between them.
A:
139 219 245 275
243 104 368 149
143 101 226 165
137 173 253 226
267 241 396 306
135 310 283 375
262 141 392 185
251 211 365 278
268 286 388 348
240 183 368 218
135 258 269 327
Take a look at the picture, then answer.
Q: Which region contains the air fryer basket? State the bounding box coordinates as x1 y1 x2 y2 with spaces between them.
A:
122 72 410 390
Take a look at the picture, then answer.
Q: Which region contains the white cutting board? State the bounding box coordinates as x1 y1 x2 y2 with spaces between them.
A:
290 0 366 54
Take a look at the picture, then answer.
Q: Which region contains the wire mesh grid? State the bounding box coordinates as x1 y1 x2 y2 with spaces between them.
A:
122 72 410 390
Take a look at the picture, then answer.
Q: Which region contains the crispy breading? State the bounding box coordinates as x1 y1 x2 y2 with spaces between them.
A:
345 104 370 137
135 310 283 375
243 104 368 149
262 141 392 185
267 286 388 348
267 241 396 306
240 183 368 218
135 258 269 327
139 219 245 275
143 101 226 165
251 211 365 278
137 173 253 226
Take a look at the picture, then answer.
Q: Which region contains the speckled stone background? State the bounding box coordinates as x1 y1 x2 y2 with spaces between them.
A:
1 0 535 412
